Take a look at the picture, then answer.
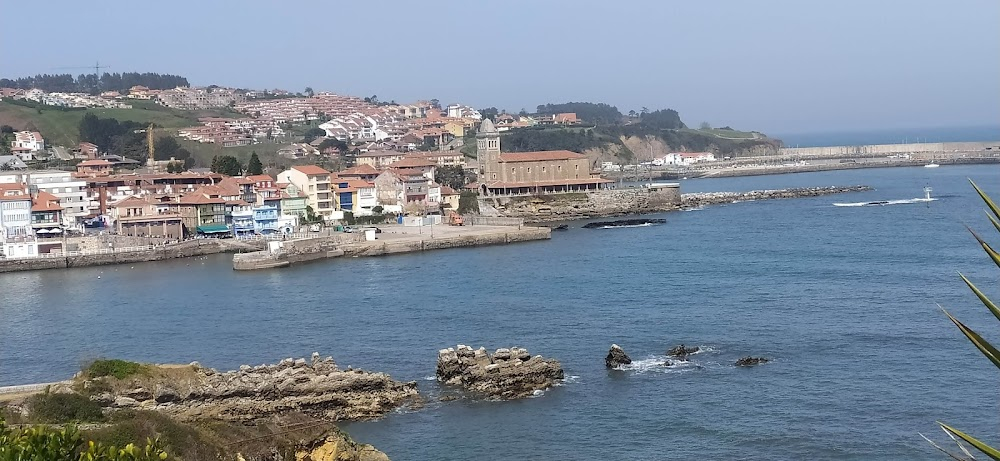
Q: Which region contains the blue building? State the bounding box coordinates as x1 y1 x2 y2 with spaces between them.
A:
231 209 255 238
253 205 279 234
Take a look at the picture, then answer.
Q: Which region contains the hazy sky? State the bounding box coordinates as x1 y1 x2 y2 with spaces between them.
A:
3 0 998 134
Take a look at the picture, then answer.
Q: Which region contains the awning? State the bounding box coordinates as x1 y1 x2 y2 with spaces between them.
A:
196 224 231 234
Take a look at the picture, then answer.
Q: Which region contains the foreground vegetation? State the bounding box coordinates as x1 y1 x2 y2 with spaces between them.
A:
925 180 1000 459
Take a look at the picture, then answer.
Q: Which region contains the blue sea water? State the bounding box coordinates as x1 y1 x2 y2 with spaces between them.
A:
3 165 1000 460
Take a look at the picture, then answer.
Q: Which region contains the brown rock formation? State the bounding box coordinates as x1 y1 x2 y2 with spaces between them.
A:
605 344 632 368
436 345 563 400
93 353 419 422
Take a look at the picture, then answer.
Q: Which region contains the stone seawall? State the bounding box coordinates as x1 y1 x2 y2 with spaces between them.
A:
233 227 551 270
0 239 265 273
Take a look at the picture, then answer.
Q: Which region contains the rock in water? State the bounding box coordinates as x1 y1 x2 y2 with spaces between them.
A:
98 354 418 422
667 344 700 359
436 345 563 400
605 344 632 368
735 356 770 367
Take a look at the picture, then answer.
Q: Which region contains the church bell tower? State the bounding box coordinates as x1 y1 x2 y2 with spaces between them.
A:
476 118 500 180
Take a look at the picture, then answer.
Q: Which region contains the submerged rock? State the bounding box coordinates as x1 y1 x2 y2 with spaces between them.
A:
605 344 632 368
735 356 770 367
97 353 419 422
667 344 699 359
436 345 563 400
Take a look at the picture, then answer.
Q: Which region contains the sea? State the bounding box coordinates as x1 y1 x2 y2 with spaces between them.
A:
3 163 1000 460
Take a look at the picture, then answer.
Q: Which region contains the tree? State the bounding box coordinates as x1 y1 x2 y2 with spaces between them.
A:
0 125 13 134
304 87 314 97
246 151 263 175
153 136 180 160
372 205 384 214
925 181 1000 458
639 109 685 130
435 165 466 190
318 138 348 153
479 107 499 121
165 161 184 173
628 110 637 118
210 155 243 176
536 102 623 125
303 127 326 143
699 122 712 130
430 99 440 109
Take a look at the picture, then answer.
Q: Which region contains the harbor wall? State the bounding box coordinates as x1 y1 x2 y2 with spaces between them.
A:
779 141 999 157
233 227 551 270
0 239 265 273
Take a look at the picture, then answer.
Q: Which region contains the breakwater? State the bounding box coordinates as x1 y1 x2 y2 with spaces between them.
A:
489 185 869 222
681 185 872 208
233 225 551 270
0 238 264 273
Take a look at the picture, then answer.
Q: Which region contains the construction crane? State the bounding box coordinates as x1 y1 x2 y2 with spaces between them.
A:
147 124 155 167
53 61 110 75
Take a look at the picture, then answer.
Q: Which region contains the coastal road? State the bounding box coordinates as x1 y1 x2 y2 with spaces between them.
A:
52 146 72 161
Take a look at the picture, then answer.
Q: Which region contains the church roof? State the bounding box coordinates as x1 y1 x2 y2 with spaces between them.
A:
498 150 588 163
478 118 498 134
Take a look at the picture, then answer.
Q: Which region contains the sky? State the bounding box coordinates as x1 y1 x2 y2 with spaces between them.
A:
2 0 998 135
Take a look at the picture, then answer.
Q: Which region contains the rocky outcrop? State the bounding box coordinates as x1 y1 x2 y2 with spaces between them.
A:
666 344 699 359
735 356 770 367
582 218 666 229
436 345 563 400
605 344 632 368
95 353 419 422
296 429 390 461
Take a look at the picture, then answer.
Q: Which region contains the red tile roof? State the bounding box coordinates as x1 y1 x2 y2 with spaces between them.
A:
292 165 330 175
338 164 379 176
498 150 587 163
31 191 63 212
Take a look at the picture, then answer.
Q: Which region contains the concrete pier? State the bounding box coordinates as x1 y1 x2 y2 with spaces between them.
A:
233 224 551 270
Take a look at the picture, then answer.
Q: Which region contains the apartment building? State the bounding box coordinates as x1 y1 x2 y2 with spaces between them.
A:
277 165 334 219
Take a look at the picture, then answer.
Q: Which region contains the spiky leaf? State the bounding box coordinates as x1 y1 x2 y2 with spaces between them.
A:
960 273 1000 323
968 227 1000 269
939 422 1000 460
971 179 1000 223
942 307 1000 370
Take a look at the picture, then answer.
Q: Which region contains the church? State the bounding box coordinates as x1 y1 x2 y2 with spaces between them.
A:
474 118 612 196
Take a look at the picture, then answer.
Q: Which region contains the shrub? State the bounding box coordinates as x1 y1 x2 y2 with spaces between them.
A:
27 392 104 423
0 419 167 460
85 359 146 379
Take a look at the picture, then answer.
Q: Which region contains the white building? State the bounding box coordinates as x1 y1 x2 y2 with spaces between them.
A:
0 184 37 259
25 171 88 226
662 152 716 166
11 131 44 152
446 104 482 120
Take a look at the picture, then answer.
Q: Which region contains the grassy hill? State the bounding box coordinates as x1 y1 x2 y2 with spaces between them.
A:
0 99 207 147
0 100 282 168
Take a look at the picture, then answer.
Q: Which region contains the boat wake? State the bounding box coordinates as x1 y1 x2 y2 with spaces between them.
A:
833 198 937 207
833 187 937 207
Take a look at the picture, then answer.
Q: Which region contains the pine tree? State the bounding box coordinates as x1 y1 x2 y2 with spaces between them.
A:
247 151 263 175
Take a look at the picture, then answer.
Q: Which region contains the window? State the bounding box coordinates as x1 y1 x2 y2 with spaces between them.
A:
575 164 579 170
492 173 497 179
542 166 546 173
526 167 531 173
511 168 515 174
558 165 562 172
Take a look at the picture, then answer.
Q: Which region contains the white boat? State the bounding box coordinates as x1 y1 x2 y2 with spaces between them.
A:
924 163 940 168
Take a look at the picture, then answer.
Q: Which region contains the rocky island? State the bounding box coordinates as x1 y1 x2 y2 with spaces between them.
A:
436 345 564 399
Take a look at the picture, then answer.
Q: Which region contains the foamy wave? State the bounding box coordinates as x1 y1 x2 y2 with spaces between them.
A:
423 375 436 381
616 355 704 374
530 389 545 398
555 375 580 386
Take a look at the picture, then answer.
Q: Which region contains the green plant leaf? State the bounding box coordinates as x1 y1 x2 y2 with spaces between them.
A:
939 422 1000 460
960 273 1000 323
971 179 1000 222
942 306 1000 370
968 226 1000 269
987 212 1000 236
